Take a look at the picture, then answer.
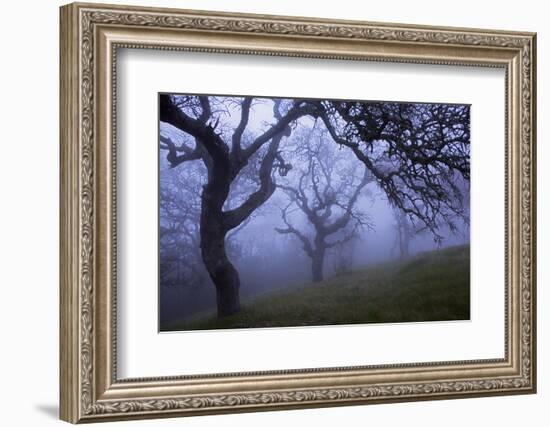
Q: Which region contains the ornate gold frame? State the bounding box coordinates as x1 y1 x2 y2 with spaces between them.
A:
59 2 537 423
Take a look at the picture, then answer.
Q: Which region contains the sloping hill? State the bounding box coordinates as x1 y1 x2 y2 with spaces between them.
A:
164 244 470 331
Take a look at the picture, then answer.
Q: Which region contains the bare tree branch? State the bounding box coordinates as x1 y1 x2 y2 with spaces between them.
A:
159 134 202 167
275 127 373 281
275 203 314 257
231 97 252 156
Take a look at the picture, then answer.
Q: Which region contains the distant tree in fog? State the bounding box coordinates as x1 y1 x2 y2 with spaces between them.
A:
159 162 207 290
390 207 413 259
275 125 373 282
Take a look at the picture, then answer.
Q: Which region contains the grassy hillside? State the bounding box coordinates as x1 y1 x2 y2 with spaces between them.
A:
163 244 470 331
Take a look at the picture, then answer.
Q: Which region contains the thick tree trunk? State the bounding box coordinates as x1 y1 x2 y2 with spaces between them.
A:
200 177 241 317
213 265 240 317
311 248 325 283
200 216 241 317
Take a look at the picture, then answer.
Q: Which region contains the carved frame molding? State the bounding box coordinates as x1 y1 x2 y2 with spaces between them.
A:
60 2 536 423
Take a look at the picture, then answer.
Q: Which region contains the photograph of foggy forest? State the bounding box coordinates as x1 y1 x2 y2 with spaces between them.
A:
158 93 470 332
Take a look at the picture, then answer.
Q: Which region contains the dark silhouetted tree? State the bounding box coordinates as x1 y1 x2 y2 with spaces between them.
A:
159 95 318 316
318 101 470 242
159 159 249 291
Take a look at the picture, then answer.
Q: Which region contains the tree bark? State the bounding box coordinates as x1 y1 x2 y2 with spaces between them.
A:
200 212 241 317
199 171 241 317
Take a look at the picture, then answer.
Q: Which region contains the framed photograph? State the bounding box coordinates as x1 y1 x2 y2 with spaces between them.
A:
60 2 537 423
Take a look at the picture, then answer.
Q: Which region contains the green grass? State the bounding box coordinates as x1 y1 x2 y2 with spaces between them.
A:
163 244 470 331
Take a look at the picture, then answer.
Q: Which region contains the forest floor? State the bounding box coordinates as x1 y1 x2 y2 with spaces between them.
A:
163 244 470 332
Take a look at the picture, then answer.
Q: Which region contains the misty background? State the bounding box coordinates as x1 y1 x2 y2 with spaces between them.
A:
159 95 470 326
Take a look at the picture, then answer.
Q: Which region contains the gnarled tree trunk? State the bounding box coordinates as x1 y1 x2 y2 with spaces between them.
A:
160 94 321 317
199 169 241 317
200 214 240 317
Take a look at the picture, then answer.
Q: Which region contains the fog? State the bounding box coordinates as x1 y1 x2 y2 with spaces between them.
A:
159 95 470 325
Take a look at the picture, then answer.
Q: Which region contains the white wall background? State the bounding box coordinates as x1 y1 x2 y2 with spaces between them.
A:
0 0 545 426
